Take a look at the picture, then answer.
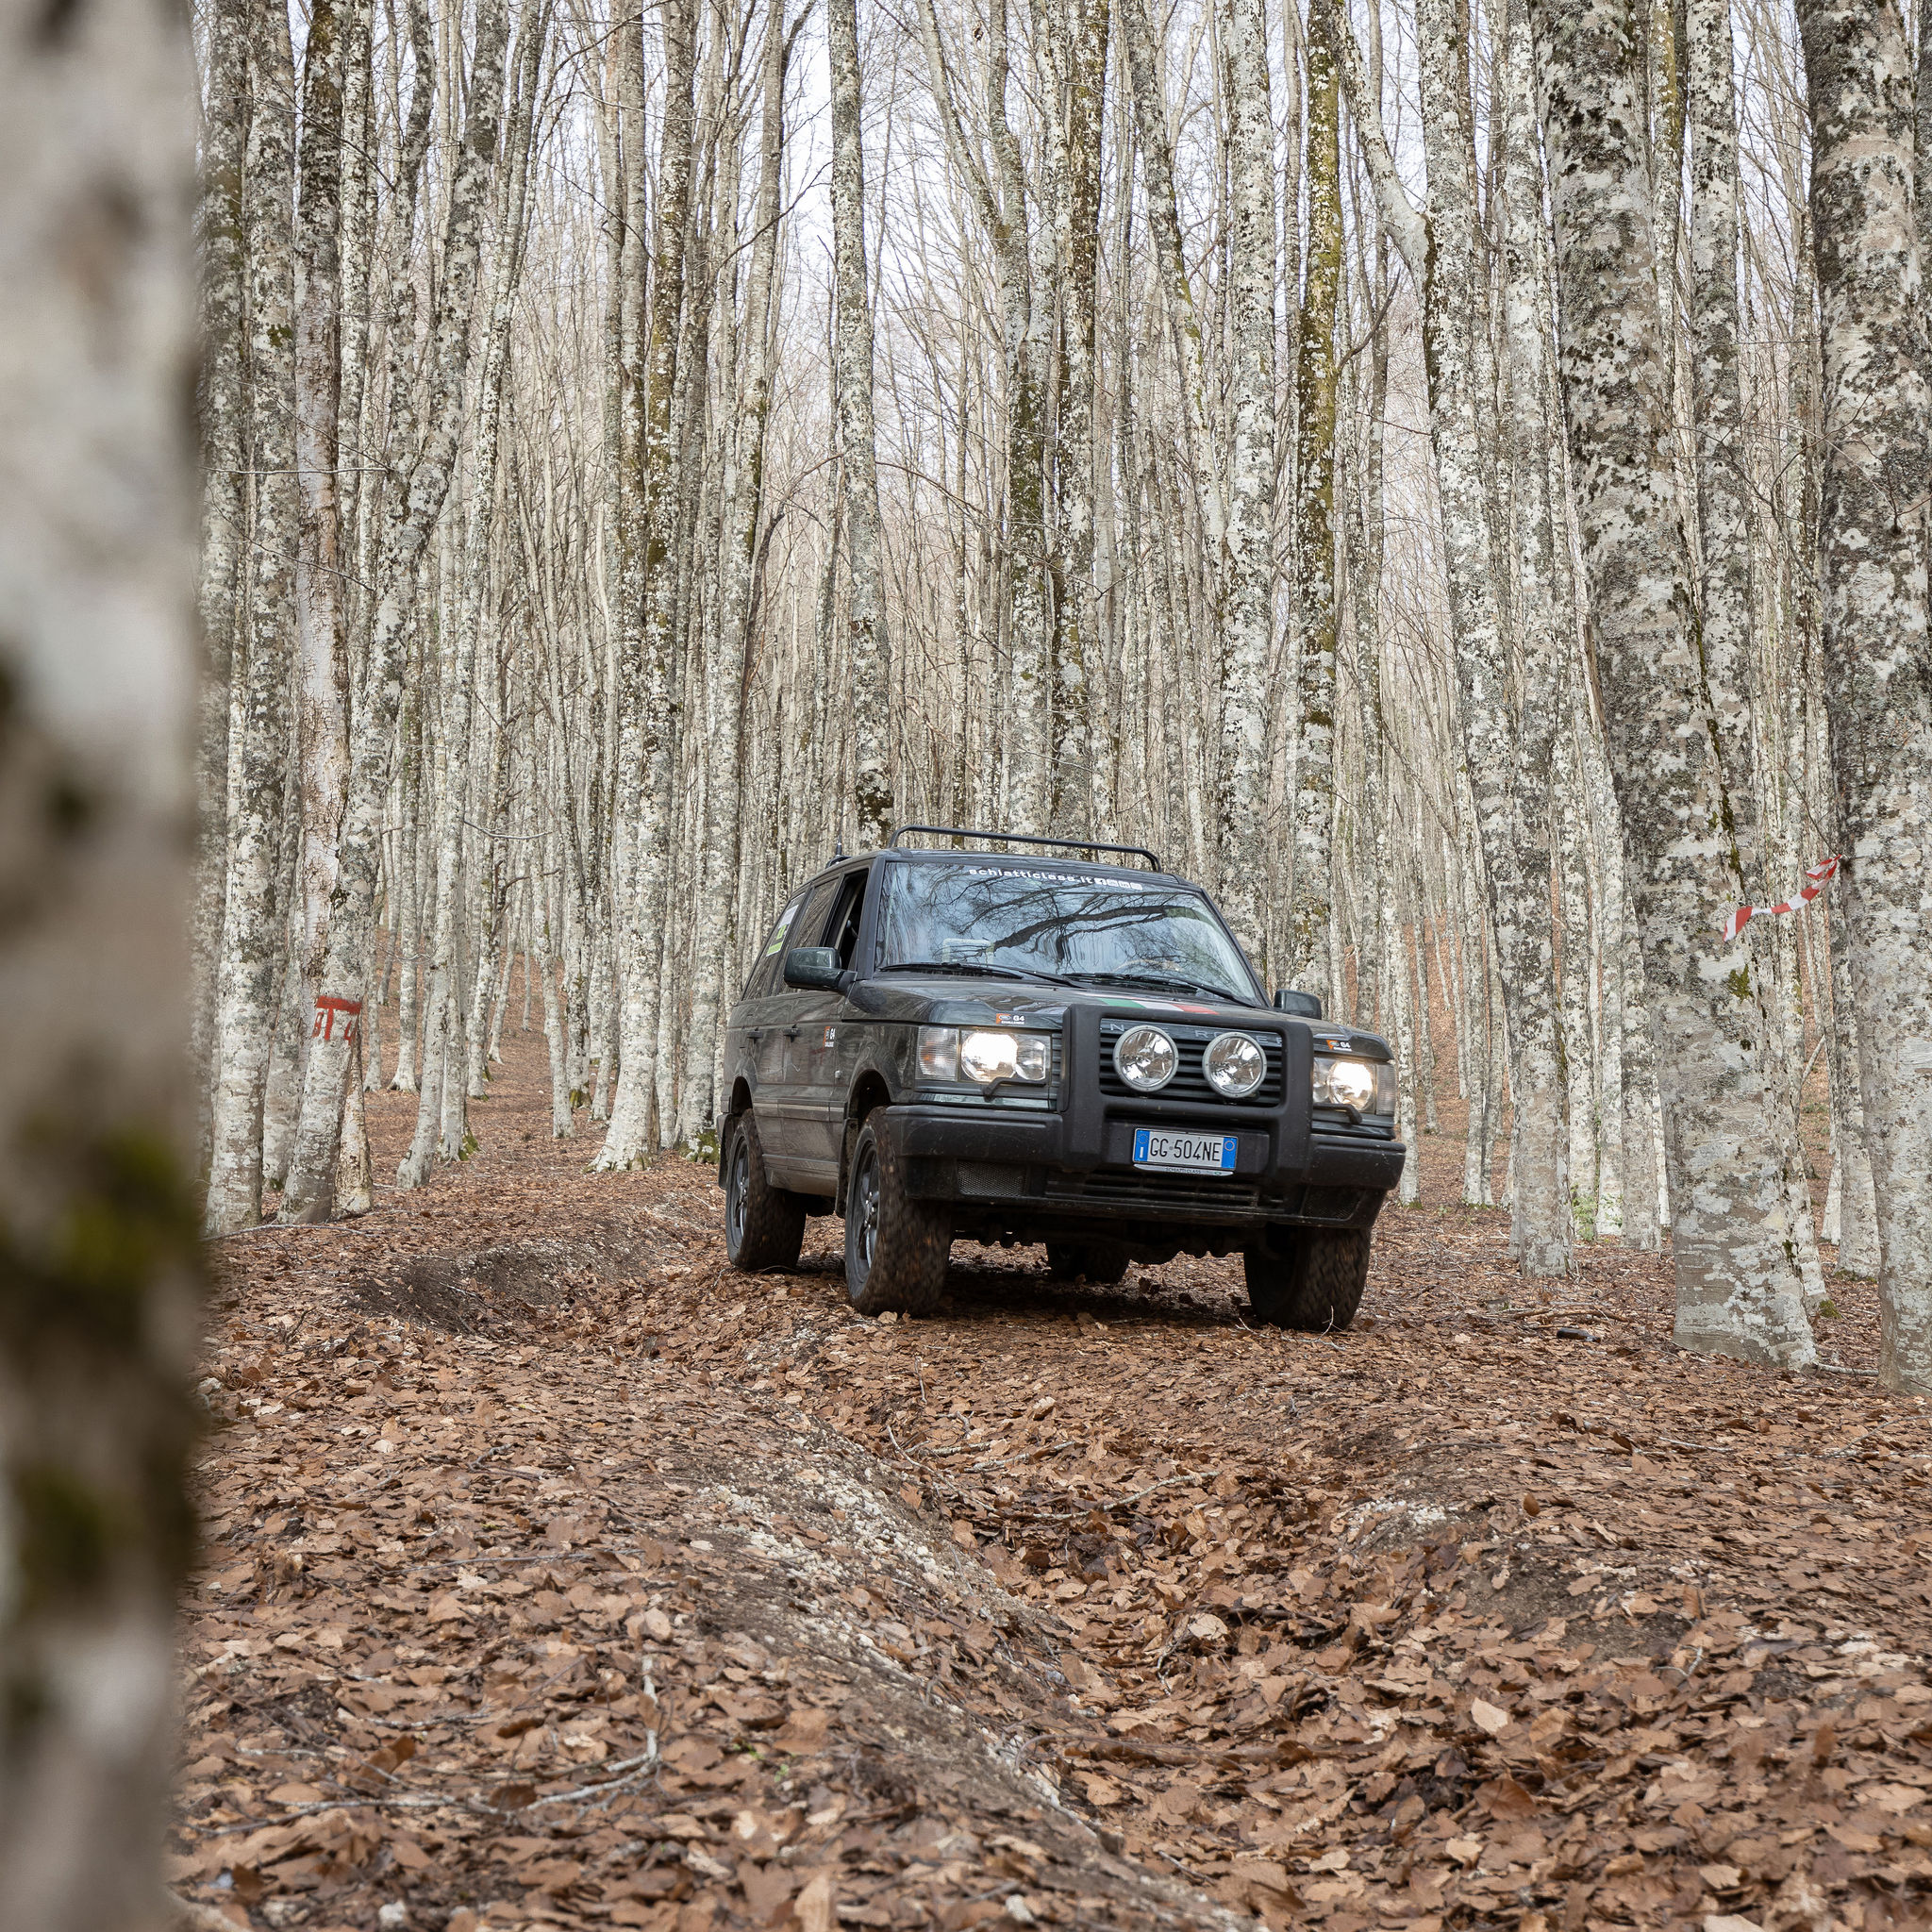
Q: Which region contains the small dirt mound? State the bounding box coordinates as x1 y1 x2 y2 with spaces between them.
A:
351 1230 652 1331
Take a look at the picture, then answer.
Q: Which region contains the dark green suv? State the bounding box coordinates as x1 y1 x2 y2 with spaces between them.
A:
718 828 1405 1326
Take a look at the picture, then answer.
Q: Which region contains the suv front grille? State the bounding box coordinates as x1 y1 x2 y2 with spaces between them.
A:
1043 1171 1262 1213
1097 1017 1284 1107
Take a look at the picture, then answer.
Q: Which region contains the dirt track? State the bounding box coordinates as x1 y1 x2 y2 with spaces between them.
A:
174 1024 1932 1932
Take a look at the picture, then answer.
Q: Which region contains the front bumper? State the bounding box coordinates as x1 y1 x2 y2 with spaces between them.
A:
882 996 1403 1234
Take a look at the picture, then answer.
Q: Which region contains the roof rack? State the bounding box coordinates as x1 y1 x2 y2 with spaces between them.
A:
885 824 1164 872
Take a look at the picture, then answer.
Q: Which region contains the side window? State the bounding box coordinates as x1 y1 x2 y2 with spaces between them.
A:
786 876 842 971
744 893 805 999
826 868 871 970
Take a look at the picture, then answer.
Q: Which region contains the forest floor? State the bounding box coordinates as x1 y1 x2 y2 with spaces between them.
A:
174 1024 1931 1932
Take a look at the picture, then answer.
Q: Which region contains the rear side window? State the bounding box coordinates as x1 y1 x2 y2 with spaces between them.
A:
743 892 805 999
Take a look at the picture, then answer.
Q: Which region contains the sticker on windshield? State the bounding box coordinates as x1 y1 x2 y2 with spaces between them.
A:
954 864 1149 892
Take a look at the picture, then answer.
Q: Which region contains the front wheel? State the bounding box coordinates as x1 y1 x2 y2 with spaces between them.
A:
724 1112 806 1273
1243 1225 1371 1331
845 1115 951 1315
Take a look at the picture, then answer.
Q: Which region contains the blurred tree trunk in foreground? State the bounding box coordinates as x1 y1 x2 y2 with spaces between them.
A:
0 0 201 1917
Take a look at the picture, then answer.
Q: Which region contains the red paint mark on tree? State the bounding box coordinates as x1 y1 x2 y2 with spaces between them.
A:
312 994 363 1042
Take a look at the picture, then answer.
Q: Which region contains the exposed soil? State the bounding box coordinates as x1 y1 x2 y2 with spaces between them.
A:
175 1020 1931 1932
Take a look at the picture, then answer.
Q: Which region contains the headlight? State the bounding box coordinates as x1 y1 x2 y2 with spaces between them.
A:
960 1028 1050 1084
1313 1056 1395 1114
920 1025 1050 1086
1203 1031 1266 1097
1113 1024 1177 1091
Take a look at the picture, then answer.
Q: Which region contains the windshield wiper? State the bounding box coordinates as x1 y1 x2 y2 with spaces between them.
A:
1061 970 1253 1004
878 959 1072 985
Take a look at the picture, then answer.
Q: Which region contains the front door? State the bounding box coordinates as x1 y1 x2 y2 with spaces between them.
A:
794 867 871 1176
758 873 841 1182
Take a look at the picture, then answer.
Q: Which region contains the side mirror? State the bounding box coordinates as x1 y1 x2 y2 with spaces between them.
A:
1274 988 1323 1019
784 946 844 991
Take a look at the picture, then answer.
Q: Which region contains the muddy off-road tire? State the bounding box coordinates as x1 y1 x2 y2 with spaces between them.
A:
1045 1241 1129 1286
1243 1225 1371 1331
724 1112 807 1273
844 1114 951 1315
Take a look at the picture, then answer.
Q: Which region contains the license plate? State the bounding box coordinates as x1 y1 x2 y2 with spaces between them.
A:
1132 1127 1238 1174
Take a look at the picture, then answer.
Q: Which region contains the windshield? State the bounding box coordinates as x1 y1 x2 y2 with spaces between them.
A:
875 861 1260 1001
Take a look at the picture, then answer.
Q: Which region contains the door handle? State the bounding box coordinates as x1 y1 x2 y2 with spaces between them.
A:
747 1027 763 1042
783 1026 802 1041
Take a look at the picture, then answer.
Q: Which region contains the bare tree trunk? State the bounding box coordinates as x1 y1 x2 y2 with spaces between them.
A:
1116 0 1223 562
0 0 201 1907
291 0 353 1204
277 0 510 1219
1039 0 1106 834
1687 0 1824 1309
1528 0 1815 1365
827 0 893 847
1278 15 1337 990
399 0 543 1189
193 0 250 1141
1793 0 1932 1393
678 1 792 1151
205 0 298 1233
597 0 696 1171
1494 0 1574 1274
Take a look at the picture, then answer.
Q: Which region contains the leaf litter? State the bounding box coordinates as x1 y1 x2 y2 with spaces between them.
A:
175 1035 1932 1932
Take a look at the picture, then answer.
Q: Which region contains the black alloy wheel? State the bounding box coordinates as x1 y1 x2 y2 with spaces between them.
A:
723 1112 806 1273
843 1113 951 1315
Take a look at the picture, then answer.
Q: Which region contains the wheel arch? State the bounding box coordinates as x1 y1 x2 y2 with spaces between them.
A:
719 1077 756 1183
837 1071 894 1213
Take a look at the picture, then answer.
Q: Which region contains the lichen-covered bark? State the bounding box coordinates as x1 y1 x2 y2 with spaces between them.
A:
597 0 694 1171
0 0 201 1906
1527 0 1815 1366
277 0 508 1217
1325 0 1570 1273
396 0 543 1191
205 0 298 1234
192 0 250 1137
1792 0 1932 1392
1686 0 1824 1310
291 0 351 1176
1039 0 1108 836
1277 17 1337 990
1494 0 1574 1274
677 7 791 1151
827 0 893 850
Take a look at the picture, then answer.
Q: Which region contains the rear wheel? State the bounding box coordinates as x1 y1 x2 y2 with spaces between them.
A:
845 1115 951 1315
724 1112 806 1273
1243 1225 1370 1331
1045 1241 1130 1286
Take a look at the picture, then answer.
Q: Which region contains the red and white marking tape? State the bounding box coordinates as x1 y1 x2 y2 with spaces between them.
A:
1723 856 1840 945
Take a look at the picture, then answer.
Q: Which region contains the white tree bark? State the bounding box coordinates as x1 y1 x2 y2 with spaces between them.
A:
1277 19 1333 990
596 0 695 1171
827 0 893 847
291 0 352 1189
677 3 791 1151
192 0 250 1136
1528 0 1815 1366
398 0 542 1189
1792 0 1932 1393
205 0 298 1233
0 0 200 1907
277 0 510 1219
